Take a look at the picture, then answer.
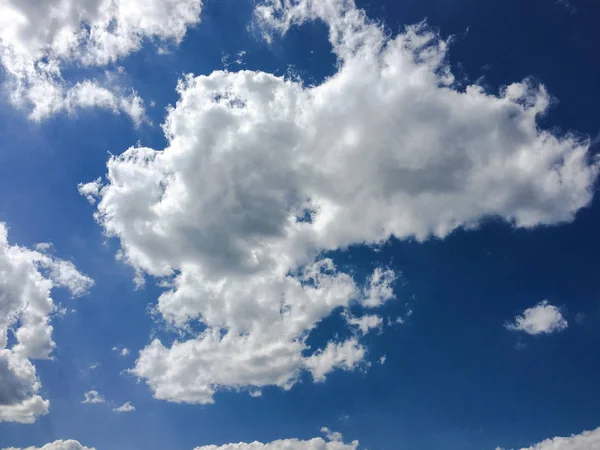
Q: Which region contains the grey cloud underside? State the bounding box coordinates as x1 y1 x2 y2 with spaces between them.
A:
80 0 599 405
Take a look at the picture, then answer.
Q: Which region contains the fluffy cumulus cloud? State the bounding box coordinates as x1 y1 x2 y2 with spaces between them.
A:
194 430 358 450
2 440 95 450
81 0 599 404
81 390 105 404
113 401 135 412
0 0 203 122
0 222 93 423
498 425 600 449
505 300 568 335
2 432 355 450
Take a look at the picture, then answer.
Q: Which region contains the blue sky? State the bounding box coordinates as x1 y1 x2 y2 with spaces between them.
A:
0 1 599 450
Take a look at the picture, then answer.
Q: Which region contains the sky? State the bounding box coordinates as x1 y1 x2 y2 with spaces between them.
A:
0 0 599 449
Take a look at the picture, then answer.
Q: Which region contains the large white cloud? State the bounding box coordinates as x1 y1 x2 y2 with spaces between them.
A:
0 0 203 122
505 300 568 335
0 222 93 423
194 430 358 450
2 440 95 450
2 432 355 450
500 426 600 449
82 0 599 404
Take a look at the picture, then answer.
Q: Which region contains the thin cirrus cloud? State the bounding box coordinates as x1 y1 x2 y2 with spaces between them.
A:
77 0 599 405
0 0 204 124
505 300 568 335
0 223 93 424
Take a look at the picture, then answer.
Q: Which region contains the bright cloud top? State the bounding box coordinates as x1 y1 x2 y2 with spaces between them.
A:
0 0 203 122
81 390 105 404
0 223 93 423
112 401 135 412
508 426 600 449
506 300 568 335
194 430 358 450
81 0 598 405
2 440 95 450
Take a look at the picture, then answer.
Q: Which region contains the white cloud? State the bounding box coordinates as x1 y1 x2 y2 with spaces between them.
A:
320 427 343 442
346 314 383 335
507 426 600 449
78 178 104 205
84 0 598 404
378 355 387 365
193 431 358 450
0 222 93 423
0 0 204 122
113 401 135 412
506 300 568 335
2 440 95 450
82 390 105 404
111 345 130 356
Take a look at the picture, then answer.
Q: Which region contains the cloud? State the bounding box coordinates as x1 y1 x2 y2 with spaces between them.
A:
2 440 95 450
2 433 356 450
82 390 105 404
193 431 358 450
83 0 598 404
113 401 135 412
506 300 568 335
78 178 103 205
346 314 383 335
0 222 93 423
0 0 203 122
502 425 600 449
111 346 130 356
320 427 343 442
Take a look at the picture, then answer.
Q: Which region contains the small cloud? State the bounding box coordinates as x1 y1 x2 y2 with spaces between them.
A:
82 390 105 404
339 413 350 421
113 346 130 356
505 300 568 335
249 389 262 398
113 401 135 412
35 242 53 252
379 355 387 365
320 427 343 442
78 177 103 205
89 362 101 370
575 312 585 324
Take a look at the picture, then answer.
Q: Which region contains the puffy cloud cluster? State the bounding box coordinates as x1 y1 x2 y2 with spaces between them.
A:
2 440 95 450
519 427 600 449
0 0 203 122
82 0 598 404
2 432 355 450
194 430 358 450
81 390 105 404
112 401 135 412
0 223 93 423
497 426 600 449
505 300 568 335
